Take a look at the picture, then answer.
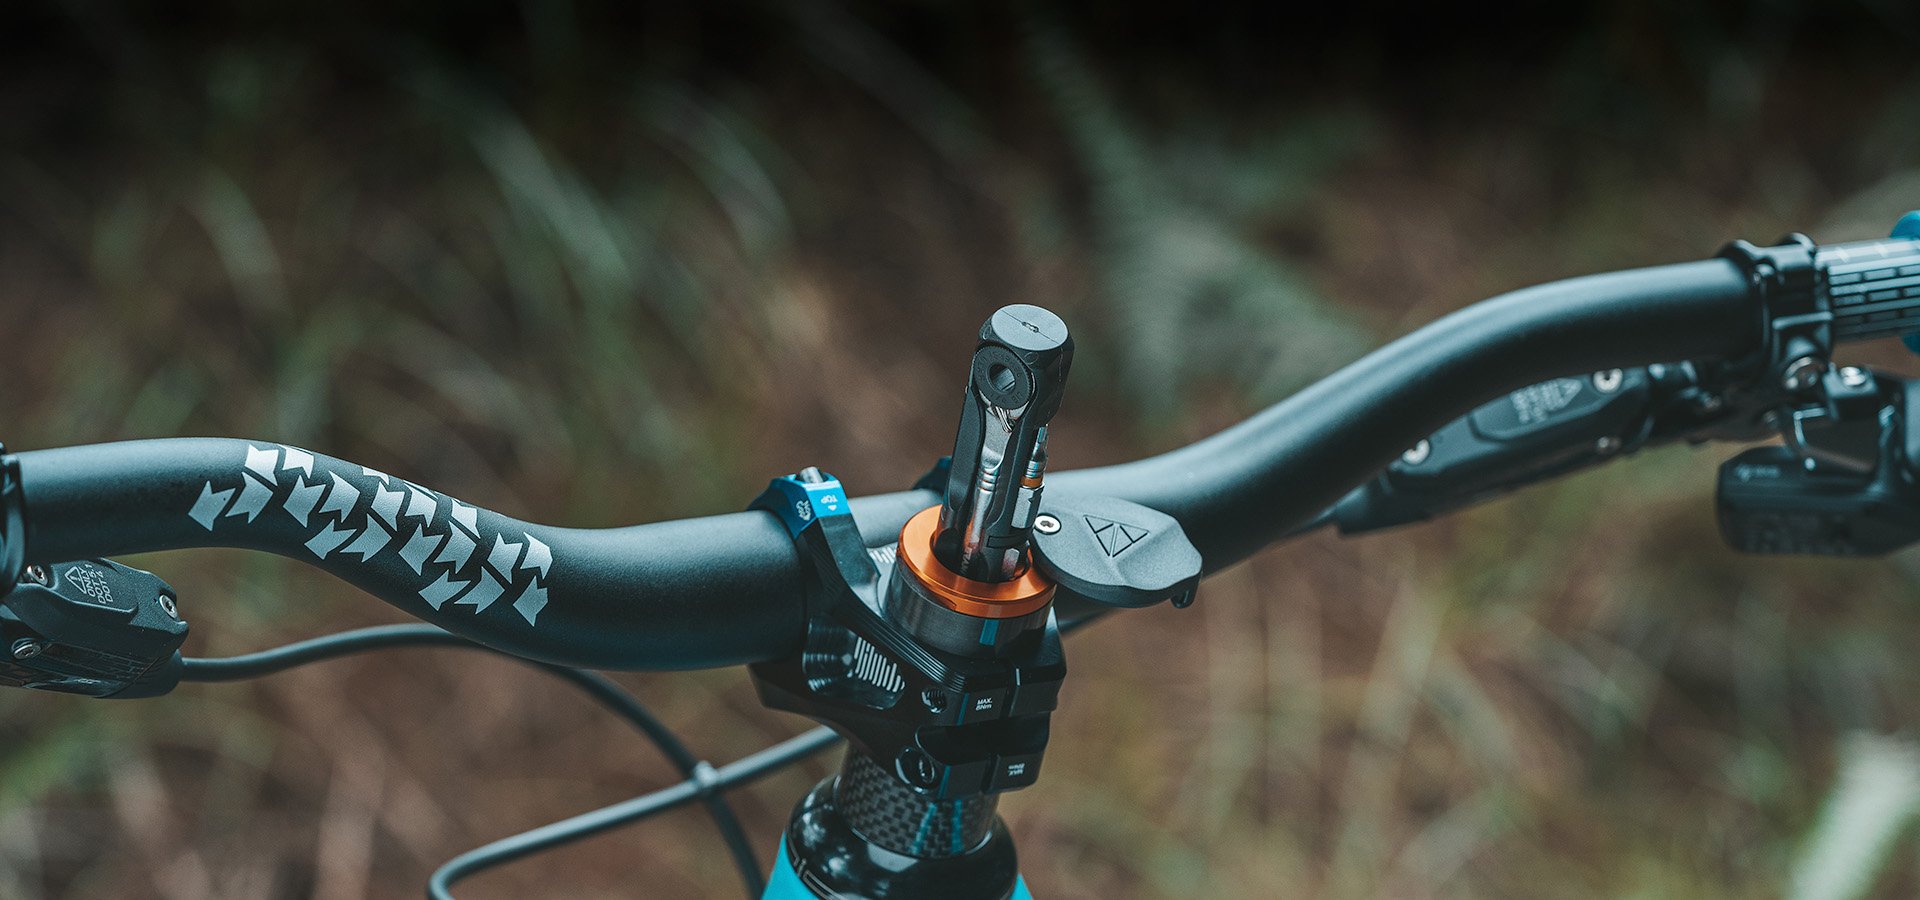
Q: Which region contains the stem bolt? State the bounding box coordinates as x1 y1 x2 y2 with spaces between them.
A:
897 748 941 790
1782 356 1825 391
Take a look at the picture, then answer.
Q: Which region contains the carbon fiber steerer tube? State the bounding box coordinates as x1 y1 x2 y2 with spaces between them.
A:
8 258 1762 670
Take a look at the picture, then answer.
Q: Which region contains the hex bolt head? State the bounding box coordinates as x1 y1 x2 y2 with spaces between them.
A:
11 639 42 660
1839 366 1870 388
921 689 949 714
1782 356 1825 391
1034 514 1061 535
22 564 50 587
897 749 941 790
1592 369 1624 393
1401 440 1432 466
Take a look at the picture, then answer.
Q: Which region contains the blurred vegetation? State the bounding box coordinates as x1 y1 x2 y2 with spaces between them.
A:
1 1 1919 898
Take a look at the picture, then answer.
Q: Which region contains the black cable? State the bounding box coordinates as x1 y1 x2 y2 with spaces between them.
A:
179 625 767 896
427 726 843 900
427 612 1104 897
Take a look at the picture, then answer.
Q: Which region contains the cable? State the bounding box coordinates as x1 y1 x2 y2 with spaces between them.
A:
428 612 1103 897
427 726 842 900
179 625 767 896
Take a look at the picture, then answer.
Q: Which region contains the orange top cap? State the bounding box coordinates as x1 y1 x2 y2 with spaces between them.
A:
896 505 1054 619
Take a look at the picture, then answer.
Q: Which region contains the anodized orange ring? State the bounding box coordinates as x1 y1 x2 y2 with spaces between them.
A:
896 505 1054 619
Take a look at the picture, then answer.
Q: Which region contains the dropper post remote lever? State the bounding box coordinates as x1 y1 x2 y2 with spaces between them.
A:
935 305 1073 582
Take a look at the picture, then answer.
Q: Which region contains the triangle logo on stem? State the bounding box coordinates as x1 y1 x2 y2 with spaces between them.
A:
1084 515 1148 557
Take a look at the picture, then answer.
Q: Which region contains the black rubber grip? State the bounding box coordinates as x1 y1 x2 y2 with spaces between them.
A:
1824 237 1920 342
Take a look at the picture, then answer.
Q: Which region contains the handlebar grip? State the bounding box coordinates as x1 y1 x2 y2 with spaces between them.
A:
1823 237 1920 342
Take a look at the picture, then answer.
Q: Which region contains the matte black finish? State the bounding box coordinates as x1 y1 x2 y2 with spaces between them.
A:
7 258 1763 671
1029 492 1201 608
12 439 917 671
1046 259 1759 565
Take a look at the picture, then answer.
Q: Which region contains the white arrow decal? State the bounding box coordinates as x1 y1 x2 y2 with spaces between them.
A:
282 476 326 526
486 535 523 579
342 520 396 561
318 472 359 520
305 521 355 558
244 445 280 482
369 484 406 528
225 473 274 522
418 572 471 610
189 483 236 531
455 571 507 612
450 501 479 535
403 486 436 521
520 534 552 578
433 527 477 569
399 526 444 575
512 582 548 625
280 446 314 476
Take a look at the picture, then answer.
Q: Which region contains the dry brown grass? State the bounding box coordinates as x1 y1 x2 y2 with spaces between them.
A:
2 4 1919 898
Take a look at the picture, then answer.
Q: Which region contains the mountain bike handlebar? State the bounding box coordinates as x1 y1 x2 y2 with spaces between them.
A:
6 236 1916 672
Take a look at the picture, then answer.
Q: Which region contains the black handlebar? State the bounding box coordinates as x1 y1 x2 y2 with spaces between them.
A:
0 254 1784 671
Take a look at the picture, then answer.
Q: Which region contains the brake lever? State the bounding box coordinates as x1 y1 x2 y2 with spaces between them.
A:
1323 358 1792 536
1329 366 1667 534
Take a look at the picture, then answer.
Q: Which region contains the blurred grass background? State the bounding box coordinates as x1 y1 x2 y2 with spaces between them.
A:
1 1 1919 897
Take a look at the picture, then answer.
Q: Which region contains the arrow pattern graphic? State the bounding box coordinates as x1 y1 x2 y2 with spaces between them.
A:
187 445 555 626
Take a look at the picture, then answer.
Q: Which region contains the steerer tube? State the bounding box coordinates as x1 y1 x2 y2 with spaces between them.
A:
934 306 1073 582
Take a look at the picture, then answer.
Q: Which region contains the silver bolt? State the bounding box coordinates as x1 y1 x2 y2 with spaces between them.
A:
1594 436 1622 455
158 595 178 619
11 639 42 660
22 564 49 587
1592 369 1624 393
1782 356 1825 391
1839 366 1870 388
1034 514 1061 535
1401 440 1432 466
